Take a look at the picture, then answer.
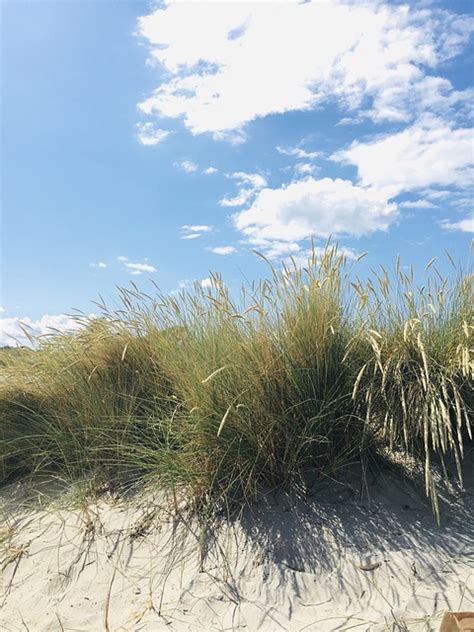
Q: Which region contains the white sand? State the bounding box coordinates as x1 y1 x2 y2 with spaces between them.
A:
1 457 473 631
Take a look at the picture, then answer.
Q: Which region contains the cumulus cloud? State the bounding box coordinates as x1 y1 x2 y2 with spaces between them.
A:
0 314 93 347
210 246 237 255
234 177 397 246
333 116 474 198
439 217 474 233
203 166 218 175
136 122 172 146
201 278 213 289
174 159 198 173
89 261 108 268
137 1 473 137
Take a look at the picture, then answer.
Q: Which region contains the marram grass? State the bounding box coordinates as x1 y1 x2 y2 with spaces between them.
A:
0 245 472 519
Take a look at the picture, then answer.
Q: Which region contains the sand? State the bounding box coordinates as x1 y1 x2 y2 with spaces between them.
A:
1 456 473 631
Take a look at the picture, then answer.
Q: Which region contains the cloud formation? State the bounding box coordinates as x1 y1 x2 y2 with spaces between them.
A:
136 122 172 145
135 1 473 259
174 159 198 173
333 116 473 198
180 224 213 239
118 257 157 275
234 176 397 248
219 172 267 207
137 1 473 137
210 246 237 255
439 217 474 233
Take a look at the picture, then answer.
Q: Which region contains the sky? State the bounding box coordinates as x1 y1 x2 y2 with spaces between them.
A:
1 0 473 345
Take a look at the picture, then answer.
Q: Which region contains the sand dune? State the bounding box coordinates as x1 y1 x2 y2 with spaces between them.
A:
1 458 473 631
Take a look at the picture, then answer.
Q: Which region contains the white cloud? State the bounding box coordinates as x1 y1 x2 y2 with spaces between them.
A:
229 172 267 189
452 197 473 209
294 163 319 176
210 246 237 255
137 1 473 137
399 199 436 209
333 116 474 198
180 224 213 239
136 122 172 146
117 256 128 262
203 166 218 174
220 189 255 208
120 259 157 275
251 240 303 260
439 217 474 233
277 146 320 160
0 307 5 314
234 176 397 245
181 224 212 233
181 233 201 240
89 261 108 268
174 159 198 173
201 278 213 289
220 171 267 208
422 189 452 200
0 314 93 347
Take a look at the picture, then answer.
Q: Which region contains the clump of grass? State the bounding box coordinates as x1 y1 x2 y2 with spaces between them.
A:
348 256 473 517
0 245 471 519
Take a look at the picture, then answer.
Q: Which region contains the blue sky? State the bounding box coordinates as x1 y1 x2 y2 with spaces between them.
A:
1 0 473 344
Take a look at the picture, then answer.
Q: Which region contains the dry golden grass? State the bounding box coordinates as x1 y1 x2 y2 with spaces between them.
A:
0 245 472 519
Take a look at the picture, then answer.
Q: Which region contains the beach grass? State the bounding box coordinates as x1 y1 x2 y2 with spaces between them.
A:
0 245 472 519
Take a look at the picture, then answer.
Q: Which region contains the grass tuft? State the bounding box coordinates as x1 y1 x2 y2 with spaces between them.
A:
0 245 472 519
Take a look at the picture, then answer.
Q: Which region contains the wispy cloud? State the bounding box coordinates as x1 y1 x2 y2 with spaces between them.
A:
89 261 108 268
180 224 213 240
174 159 198 173
136 122 172 146
118 256 157 275
210 246 237 255
439 217 474 233
276 146 320 160
399 200 436 209
125 262 157 275
294 163 319 176
220 171 267 208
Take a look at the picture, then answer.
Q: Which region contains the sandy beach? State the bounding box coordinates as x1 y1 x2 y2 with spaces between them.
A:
1 454 473 632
